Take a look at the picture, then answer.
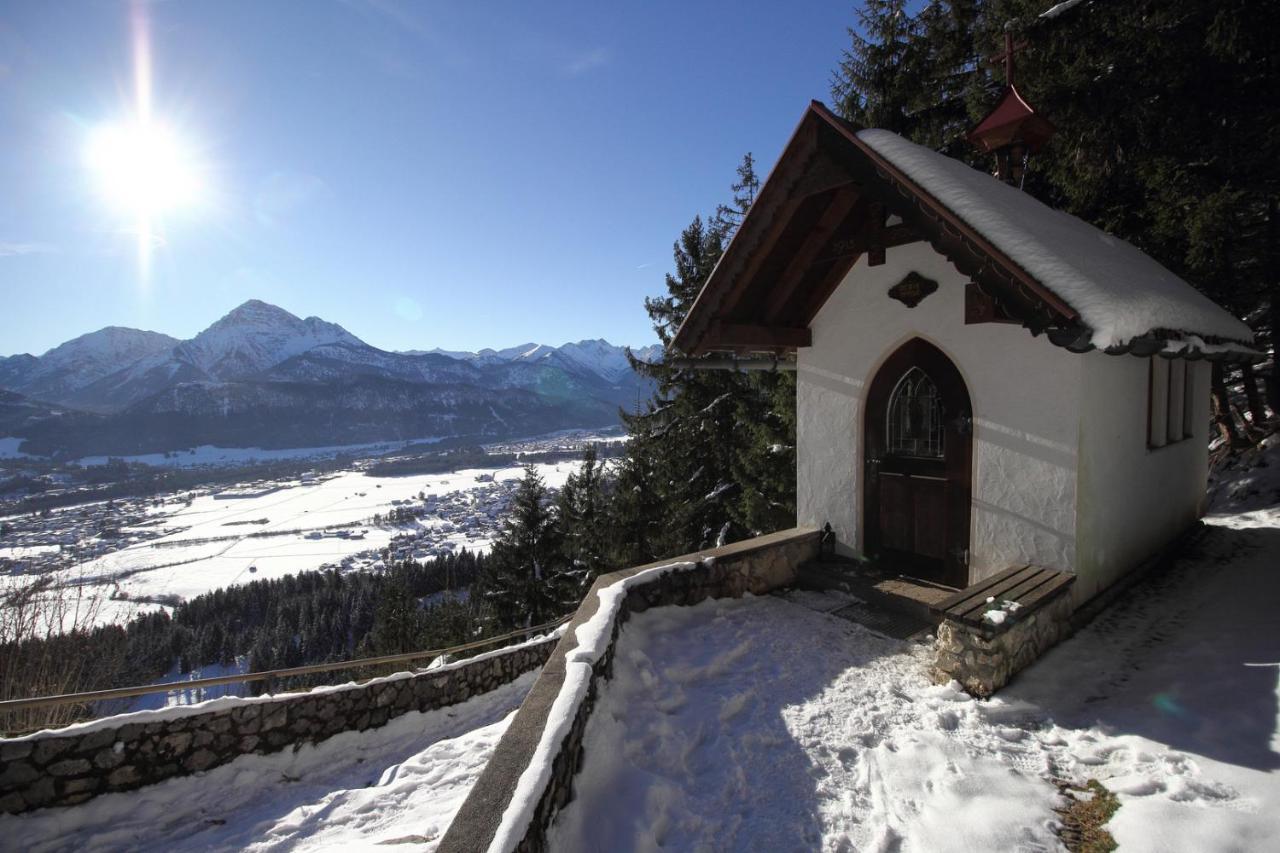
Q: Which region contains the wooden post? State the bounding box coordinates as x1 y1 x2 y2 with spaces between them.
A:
1211 362 1249 449
1239 361 1270 429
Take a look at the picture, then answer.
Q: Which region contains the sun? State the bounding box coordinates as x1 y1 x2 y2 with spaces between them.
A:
85 119 205 217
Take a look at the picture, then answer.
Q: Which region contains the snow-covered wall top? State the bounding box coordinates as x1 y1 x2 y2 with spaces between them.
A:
856 129 1255 349
438 527 820 853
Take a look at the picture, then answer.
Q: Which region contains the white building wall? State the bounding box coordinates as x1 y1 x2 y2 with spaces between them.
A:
1073 356 1209 603
796 242 1084 583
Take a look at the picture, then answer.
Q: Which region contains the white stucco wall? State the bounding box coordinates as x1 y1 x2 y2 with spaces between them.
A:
1073 356 1209 603
796 242 1084 583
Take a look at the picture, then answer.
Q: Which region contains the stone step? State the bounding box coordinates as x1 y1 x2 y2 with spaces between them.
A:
795 559 953 625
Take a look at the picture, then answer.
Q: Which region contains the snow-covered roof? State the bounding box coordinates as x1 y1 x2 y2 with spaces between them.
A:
673 102 1259 361
856 129 1255 351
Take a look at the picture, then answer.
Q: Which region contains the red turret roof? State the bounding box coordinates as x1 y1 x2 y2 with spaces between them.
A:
966 85 1055 153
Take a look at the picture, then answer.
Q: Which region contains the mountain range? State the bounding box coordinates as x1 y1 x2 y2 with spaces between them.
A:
0 300 661 458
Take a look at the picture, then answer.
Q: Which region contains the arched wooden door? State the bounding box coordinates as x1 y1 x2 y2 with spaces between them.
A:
864 339 972 588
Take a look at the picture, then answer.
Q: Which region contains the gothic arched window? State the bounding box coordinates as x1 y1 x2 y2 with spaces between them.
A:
886 367 943 458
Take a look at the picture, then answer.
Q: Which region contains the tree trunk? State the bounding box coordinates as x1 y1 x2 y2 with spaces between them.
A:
1240 361 1270 428
1211 362 1248 448
1268 197 1280 414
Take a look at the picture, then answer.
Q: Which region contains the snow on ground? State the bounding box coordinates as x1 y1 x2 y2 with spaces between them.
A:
74 437 445 469
1207 430 1280 519
4 671 538 853
550 510 1280 852
94 658 252 716
27 462 571 628
0 437 32 459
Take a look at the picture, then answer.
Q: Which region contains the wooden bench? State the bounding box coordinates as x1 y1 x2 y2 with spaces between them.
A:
930 564 1075 635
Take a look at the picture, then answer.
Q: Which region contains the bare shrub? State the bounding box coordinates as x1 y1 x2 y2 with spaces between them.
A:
0 570 130 736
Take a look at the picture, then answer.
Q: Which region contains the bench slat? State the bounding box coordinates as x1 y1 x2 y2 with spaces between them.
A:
932 564 1031 613
948 572 1059 627
940 566 1040 618
950 567 1052 619
931 564 1077 632
1013 572 1075 612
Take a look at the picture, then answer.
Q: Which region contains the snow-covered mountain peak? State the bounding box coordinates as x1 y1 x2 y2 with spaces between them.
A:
40 326 177 363
10 326 179 396
179 300 367 380
423 338 663 383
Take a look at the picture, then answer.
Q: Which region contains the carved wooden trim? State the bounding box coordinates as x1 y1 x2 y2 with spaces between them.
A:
888 272 939 308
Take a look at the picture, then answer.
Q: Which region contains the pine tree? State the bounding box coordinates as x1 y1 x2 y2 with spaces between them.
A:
622 214 745 553
604 433 667 567
363 566 423 655
832 0 918 133
480 467 574 629
610 153 798 559
714 154 760 238
834 0 1277 426
555 446 610 588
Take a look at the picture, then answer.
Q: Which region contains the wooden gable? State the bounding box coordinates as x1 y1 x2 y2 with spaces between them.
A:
673 102 1079 357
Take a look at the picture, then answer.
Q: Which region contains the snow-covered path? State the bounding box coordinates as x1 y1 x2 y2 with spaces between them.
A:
4 671 538 853
550 514 1280 852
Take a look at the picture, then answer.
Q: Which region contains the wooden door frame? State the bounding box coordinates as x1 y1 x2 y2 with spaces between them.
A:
863 338 973 588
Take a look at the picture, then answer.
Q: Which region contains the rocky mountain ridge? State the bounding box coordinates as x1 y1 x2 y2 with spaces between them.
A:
0 300 660 457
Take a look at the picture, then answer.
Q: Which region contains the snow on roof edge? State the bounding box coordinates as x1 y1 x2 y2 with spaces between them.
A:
854 129 1256 352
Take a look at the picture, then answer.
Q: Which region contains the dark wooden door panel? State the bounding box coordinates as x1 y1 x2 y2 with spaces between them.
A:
912 478 947 560
878 474 913 552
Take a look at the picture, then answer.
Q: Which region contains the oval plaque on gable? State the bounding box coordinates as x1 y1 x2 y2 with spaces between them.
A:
888 271 939 308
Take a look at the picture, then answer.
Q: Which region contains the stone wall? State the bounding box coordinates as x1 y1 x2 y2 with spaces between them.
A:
0 634 557 815
438 527 821 853
931 591 1074 698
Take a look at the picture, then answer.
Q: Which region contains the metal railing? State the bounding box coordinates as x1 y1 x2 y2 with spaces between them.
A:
0 614 572 716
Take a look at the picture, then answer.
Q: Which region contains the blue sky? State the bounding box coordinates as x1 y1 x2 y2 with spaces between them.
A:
0 1 854 356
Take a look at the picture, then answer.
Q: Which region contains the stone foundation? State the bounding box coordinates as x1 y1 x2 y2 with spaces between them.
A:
0 634 557 815
931 591 1074 698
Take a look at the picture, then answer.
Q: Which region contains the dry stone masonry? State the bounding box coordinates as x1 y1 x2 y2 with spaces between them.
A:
931 591 1074 698
0 635 556 815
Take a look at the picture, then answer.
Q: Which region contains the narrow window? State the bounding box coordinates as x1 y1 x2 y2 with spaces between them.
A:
1167 359 1186 444
1182 361 1196 439
1148 358 1170 448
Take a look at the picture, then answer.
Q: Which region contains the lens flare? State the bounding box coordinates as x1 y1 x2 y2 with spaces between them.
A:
86 120 204 217
85 0 212 283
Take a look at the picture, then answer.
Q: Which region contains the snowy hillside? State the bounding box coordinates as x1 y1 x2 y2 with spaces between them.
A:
0 327 177 405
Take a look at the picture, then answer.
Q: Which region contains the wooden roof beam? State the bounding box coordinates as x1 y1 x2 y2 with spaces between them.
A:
791 150 859 198
796 252 862 325
706 321 812 351
676 121 823 352
762 187 862 323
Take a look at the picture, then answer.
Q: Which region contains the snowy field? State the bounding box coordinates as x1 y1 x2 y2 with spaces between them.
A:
0 437 32 459
3 671 538 852
8 462 573 629
550 511 1280 852
73 438 445 469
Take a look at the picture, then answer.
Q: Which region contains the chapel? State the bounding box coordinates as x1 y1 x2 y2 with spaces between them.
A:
673 96 1258 606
